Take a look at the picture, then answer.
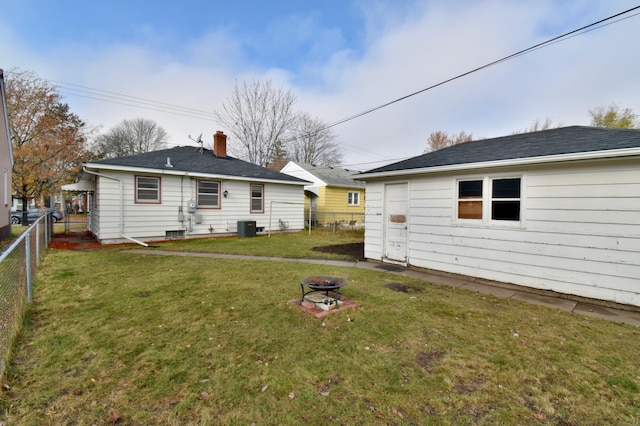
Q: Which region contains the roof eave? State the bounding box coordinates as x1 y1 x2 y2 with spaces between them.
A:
83 163 309 186
358 148 640 180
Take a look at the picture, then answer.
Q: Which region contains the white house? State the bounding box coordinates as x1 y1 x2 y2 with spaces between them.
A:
69 131 309 245
357 126 640 307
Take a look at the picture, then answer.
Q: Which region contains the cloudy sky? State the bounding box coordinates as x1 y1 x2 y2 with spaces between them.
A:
2 0 639 169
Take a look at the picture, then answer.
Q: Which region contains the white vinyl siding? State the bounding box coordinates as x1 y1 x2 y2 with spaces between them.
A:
364 158 640 307
92 172 305 244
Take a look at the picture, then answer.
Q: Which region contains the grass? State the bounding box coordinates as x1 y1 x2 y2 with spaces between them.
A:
2 232 640 424
139 228 365 260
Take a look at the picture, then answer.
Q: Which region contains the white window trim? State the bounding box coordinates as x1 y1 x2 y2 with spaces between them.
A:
454 173 526 228
135 175 161 204
197 180 221 208
348 191 360 206
250 183 264 213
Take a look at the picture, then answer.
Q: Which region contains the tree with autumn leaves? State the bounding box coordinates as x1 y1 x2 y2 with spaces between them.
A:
5 69 92 215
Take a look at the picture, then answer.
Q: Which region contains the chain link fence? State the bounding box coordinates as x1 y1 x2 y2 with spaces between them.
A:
0 214 53 382
306 210 365 232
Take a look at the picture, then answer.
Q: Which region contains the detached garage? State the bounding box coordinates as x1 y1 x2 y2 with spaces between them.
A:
358 126 640 307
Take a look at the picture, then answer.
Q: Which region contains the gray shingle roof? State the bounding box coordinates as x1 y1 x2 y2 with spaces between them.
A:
290 161 365 187
88 146 308 183
360 126 640 176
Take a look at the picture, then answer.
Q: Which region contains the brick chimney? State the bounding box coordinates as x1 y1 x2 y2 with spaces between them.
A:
213 131 227 158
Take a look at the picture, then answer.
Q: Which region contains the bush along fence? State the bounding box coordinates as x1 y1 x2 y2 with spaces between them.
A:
0 214 54 382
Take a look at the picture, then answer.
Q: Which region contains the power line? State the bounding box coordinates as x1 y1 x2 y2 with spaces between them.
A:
52 79 214 117
282 5 640 142
342 156 412 170
58 90 214 121
45 5 640 161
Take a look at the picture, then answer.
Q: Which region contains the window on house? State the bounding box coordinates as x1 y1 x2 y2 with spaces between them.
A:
491 178 521 221
348 191 360 206
197 180 220 208
458 180 483 219
136 176 160 203
250 184 264 213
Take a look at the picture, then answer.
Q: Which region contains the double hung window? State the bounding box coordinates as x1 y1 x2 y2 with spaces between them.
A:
348 191 360 206
250 184 264 213
197 180 220 208
456 176 522 223
136 176 161 203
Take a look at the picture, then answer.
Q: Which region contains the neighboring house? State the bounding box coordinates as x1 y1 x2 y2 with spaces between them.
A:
280 161 365 226
0 69 13 242
357 126 640 307
68 131 309 245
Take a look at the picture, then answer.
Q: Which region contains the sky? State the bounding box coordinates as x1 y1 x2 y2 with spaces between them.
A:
1 0 639 170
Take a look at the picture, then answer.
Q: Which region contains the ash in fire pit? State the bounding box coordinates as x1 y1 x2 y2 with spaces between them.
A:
300 276 348 306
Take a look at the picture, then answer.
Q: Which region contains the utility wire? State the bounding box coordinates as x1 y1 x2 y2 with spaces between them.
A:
282 5 640 142
46 5 640 158
59 90 214 121
52 79 214 117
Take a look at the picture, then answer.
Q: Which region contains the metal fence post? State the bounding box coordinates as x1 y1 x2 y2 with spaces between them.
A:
25 230 32 302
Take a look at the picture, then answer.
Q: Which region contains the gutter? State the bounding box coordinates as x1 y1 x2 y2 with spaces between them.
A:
82 167 149 247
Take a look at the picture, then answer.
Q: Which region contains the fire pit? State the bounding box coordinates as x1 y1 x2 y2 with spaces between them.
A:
300 276 348 306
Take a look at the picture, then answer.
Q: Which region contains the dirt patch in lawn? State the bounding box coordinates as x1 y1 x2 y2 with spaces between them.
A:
311 242 365 261
50 231 102 250
385 282 424 293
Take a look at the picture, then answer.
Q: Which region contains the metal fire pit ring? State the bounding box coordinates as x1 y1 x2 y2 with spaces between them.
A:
300 276 348 305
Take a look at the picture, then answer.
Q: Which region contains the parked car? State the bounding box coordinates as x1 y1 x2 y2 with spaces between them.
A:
10 208 64 225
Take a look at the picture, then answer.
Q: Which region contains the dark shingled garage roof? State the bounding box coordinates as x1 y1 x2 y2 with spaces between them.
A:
360 126 640 176
88 146 308 183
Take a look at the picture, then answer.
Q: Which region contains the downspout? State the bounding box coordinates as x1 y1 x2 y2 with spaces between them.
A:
82 167 149 247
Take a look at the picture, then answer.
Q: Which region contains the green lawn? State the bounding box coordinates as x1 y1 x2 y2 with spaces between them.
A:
2 231 640 424
139 228 365 259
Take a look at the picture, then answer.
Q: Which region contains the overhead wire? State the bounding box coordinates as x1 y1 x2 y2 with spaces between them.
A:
288 5 640 141
58 90 214 120
51 79 214 118
45 5 640 161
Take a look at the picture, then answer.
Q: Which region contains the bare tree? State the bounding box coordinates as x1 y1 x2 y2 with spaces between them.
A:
94 118 169 158
511 118 561 134
589 103 638 129
287 112 342 166
424 130 473 152
213 79 297 166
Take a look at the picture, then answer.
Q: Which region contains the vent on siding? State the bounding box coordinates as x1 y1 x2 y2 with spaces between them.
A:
165 230 185 239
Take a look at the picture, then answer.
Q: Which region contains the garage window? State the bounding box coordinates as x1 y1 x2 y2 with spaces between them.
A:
491 178 521 221
456 176 522 224
458 180 483 219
